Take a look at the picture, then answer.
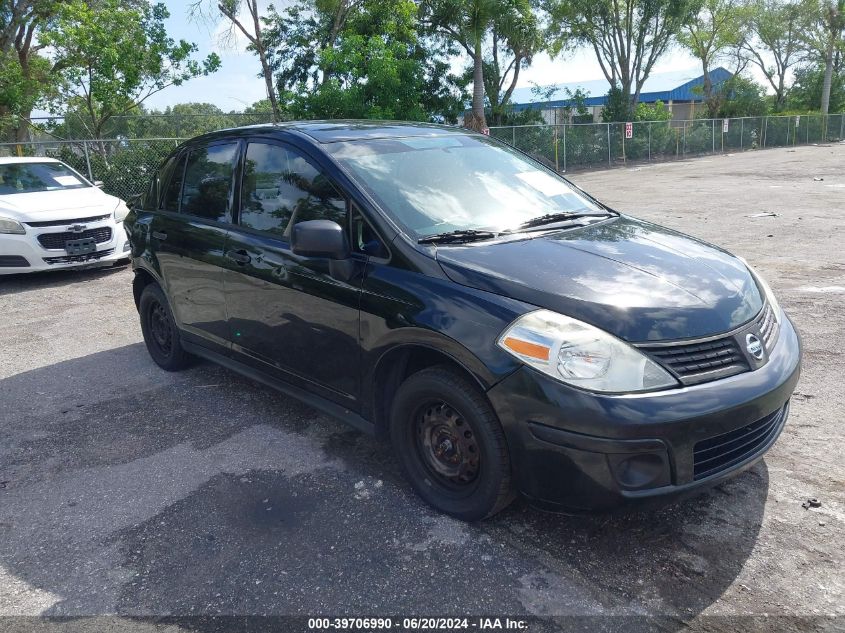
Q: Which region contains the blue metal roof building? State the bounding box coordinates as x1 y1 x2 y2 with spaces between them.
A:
508 67 733 121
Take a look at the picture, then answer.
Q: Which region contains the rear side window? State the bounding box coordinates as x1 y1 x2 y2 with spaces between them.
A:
181 143 238 222
161 153 186 212
240 142 346 238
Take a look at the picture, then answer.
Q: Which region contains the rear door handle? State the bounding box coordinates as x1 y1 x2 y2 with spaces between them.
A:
226 249 251 265
152 230 167 241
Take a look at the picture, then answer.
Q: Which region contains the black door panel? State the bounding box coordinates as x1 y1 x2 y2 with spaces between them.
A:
222 231 363 402
151 214 230 347
222 140 363 403
150 142 239 350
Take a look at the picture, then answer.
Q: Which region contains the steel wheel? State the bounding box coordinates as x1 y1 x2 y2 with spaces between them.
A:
415 401 480 488
148 300 173 355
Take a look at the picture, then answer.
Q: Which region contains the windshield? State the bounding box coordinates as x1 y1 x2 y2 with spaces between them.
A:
0 162 90 195
328 134 604 239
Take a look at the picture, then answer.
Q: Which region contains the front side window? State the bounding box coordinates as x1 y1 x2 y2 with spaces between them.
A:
0 161 89 195
328 134 603 239
180 143 238 222
240 142 346 239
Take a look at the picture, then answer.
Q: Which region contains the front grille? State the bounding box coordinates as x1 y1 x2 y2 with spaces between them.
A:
25 214 110 227
0 255 30 267
37 227 112 250
43 248 114 265
640 337 749 385
640 301 778 386
693 405 787 480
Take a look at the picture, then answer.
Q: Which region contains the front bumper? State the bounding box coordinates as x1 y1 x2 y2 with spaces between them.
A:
487 313 802 512
0 219 130 274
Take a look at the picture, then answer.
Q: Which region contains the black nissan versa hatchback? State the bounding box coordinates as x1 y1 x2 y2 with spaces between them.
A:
125 121 801 521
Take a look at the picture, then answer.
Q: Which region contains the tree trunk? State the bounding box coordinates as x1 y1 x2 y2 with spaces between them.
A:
248 1 280 122
701 61 717 118
820 40 834 116
468 35 487 131
258 45 280 122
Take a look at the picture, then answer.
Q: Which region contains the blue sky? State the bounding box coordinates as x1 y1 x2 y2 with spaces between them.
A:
147 0 719 112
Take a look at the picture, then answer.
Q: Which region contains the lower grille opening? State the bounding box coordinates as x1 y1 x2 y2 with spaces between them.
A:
0 255 30 267
43 248 115 265
693 404 787 480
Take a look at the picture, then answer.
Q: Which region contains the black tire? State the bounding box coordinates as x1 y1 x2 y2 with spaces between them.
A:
389 366 515 521
138 283 191 371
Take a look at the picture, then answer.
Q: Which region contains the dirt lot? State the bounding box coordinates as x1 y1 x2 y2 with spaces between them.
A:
1 144 843 631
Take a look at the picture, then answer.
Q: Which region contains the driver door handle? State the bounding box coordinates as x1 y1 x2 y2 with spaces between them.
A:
152 231 167 241
226 249 251 265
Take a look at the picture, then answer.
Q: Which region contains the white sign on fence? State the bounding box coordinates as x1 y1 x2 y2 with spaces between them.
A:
795 116 800 127
722 119 729 133
625 122 633 139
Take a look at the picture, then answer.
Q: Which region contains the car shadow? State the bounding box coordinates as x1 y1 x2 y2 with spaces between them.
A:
0 263 129 296
0 343 768 626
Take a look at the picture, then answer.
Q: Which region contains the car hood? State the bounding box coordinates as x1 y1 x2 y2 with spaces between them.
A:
435 215 763 342
0 188 120 222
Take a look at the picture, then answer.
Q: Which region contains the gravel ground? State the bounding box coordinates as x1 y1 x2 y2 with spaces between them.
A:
0 144 843 631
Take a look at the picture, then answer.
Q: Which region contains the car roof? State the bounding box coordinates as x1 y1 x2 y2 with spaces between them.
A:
187 120 473 145
0 156 61 165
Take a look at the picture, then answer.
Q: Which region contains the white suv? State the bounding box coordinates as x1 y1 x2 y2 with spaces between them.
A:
0 156 131 274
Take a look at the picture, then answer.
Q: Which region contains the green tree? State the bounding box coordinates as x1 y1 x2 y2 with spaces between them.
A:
715 74 769 116
45 0 220 141
422 0 507 130
740 0 812 110
799 0 844 114
0 1 62 142
678 0 748 116
787 63 845 111
190 0 281 121
128 102 241 138
544 0 702 118
267 0 466 121
479 0 542 126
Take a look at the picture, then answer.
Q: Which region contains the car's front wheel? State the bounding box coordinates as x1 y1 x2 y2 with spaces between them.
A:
139 283 191 371
389 366 515 521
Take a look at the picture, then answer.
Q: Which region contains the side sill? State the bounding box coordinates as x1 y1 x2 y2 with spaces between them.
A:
182 339 377 437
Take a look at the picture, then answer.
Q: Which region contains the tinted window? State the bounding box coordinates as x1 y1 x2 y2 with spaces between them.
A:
161 153 186 212
240 142 346 238
0 161 89 194
181 143 238 221
328 134 602 238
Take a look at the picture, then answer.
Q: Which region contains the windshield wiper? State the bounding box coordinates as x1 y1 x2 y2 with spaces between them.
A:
510 210 612 231
418 229 498 245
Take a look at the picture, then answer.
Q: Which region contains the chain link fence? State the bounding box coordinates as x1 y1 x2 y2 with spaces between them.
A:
1 113 843 201
490 113 845 172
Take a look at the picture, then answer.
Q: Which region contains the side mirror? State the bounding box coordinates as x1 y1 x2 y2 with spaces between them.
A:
93 180 105 188
292 220 350 260
127 193 142 210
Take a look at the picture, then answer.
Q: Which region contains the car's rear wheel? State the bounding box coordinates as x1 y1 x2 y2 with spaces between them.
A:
139 283 191 371
389 366 515 521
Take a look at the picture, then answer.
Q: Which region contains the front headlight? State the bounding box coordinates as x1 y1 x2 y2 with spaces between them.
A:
749 267 781 321
113 201 130 223
0 216 26 234
737 256 782 322
497 310 678 393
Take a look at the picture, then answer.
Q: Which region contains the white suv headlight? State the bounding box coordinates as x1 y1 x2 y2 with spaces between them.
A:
0 216 26 234
113 201 130 223
497 310 677 393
